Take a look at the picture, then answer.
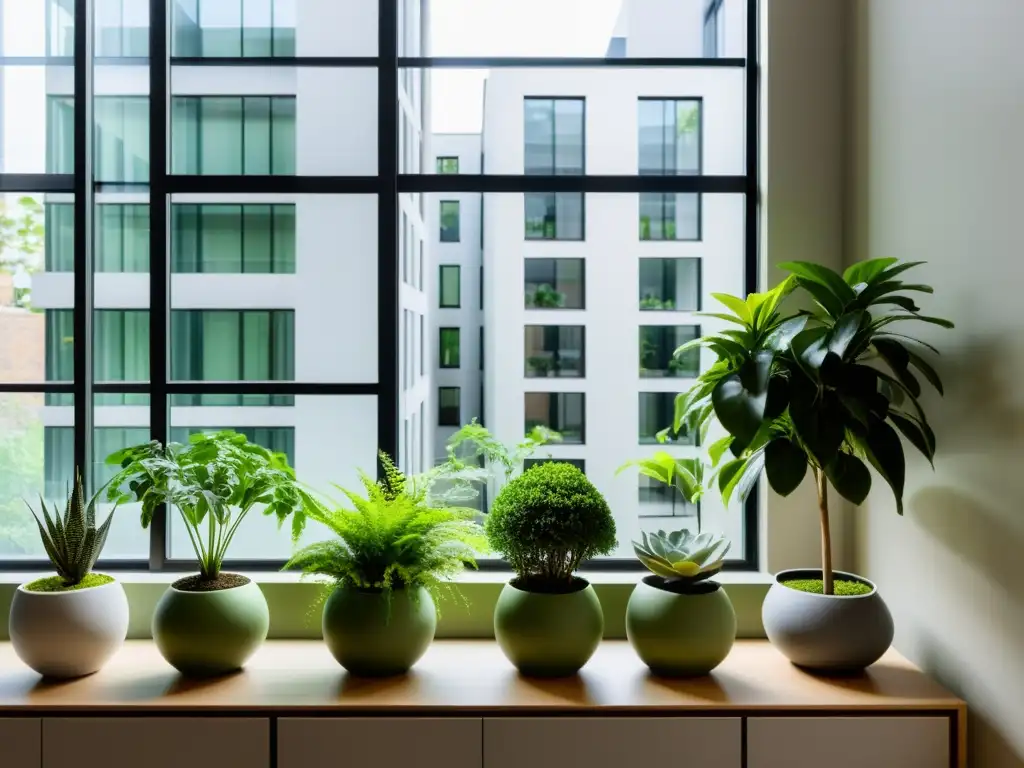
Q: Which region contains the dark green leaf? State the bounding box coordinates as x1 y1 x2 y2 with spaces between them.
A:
874 314 955 330
828 311 865 358
763 315 808 351
789 373 845 466
763 375 790 421
888 411 935 464
862 416 907 515
764 438 808 497
825 453 872 505
906 349 944 396
843 258 898 286
796 277 845 318
877 261 926 283
874 296 920 313
873 338 922 398
711 351 772 445
778 261 858 306
718 458 746 497
791 326 829 378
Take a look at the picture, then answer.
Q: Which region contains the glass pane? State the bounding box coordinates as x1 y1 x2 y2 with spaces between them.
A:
200 205 244 272
44 202 75 272
439 327 460 368
524 326 585 378
439 265 460 308
440 201 460 242
639 325 701 378
639 258 700 310
199 0 243 57
524 258 585 309
96 204 150 272
93 309 150 406
524 392 584 444
201 97 244 174
242 0 273 56
0 394 58 557
167 396 378 560
639 392 696 445
244 97 272 175
438 387 461 426
270 96 296 175
90 410 152 558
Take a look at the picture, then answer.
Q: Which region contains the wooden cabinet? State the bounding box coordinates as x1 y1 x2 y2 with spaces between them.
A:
42 717 269 768
278 717 481 768
483 717 741 768
0 718 40 768
747 716 950 768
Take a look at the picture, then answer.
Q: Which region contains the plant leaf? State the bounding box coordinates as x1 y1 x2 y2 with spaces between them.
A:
888 411 935 464
778 261 858 307
711 351 772 445
764 438 808 497
861 415 907 515
906 349 944 396
843 258 898 286
825 453 872 505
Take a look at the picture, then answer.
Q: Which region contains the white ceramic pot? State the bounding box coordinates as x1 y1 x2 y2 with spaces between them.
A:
9 578 129 678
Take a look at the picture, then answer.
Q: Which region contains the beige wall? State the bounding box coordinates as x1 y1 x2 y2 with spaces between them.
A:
848 1 1024 766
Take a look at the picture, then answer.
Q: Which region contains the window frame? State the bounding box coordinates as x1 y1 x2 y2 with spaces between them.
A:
438 327 461 369
439 199 461 242
524 257 586 310
436 156 460 174
638 96 704 242
437 386 461 426
438 264 461 308
1 0 760 573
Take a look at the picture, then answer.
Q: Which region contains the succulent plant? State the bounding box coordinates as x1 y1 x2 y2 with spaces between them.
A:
27 472 117 587
633 529 730 584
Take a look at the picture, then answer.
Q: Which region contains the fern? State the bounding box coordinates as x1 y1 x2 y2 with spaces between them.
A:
285 454 489 611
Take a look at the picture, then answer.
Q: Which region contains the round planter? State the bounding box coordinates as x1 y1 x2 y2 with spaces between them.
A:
9 578 129 678
322 585 437 676
493 579 603 677
762 568 894 671
625 576 736 676
152 577 269 677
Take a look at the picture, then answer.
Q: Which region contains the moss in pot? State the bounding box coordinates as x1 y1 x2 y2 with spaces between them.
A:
285 453 489 677
106 431 303 676
486 462 617 677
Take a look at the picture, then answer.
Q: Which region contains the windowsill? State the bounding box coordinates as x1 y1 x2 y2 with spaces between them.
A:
0 569 775 587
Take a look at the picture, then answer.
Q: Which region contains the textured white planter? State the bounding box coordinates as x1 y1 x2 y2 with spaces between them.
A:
9 578 129 678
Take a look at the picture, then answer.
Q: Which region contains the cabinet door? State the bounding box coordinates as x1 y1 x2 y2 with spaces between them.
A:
278 717 481 768
484 718 741 768
43 717 269 768
0 718 41 768
747 717 950 768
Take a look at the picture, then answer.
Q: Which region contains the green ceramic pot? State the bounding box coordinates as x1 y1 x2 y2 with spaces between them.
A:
493 579 603 677
152 577 269 677
322 585 437 677
625 576 736 676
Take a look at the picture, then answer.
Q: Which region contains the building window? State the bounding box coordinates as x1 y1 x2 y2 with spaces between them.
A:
48 203 151 274
639 258 700 311
525 392 585 445
439 327 461 368
172 0 297 57
438 387 461 426
524 326 585 378
639 475 700 521
439 265 461 308
171 96 297 175
172 204 295 273
436 156 459 174
170 310 295 406
639 325 701 378
638 98 701 241
639 392 697 445
523 458 586 473
95 0 150 57
524 97 585 240
440 201 460 242
47 96 150 182
44 204 75 272
524 258 585 309
703 0 726 58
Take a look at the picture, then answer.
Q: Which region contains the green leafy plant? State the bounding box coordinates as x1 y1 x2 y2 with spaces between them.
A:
673 258 952 594
25 471 116 589
526 283 566 308
633 530 730 583
105 431 301 581
640 295 675 310
486 462 616 591
285 453 487 607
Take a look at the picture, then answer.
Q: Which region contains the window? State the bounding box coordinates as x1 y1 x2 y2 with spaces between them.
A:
437 157 459 174
440 201 460 242
172 0 297 57
524 258 585 309
639 392 697 445
639 326 701 378
172 204 296 273
525 392 585 444
46 97 74 174
171 310 295 406
524 97 585 240
439 328 461 368
524 326 585 378
47 96 150 182
638 99 702 240
524 458 586 473
171 96 296 175
97 205 150 272
95 0 150 57
639 475 700 521
439 265 461 308
438 387 461 426
704 0 726 58
44 204 75 272
639 258 700 311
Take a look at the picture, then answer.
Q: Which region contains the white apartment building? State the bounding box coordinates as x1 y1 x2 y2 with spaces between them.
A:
431 0 749 556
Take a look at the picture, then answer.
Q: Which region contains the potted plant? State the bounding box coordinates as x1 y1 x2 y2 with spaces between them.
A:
673 258 951 670
486 462 617 677
106 431 301 676
618 454 735 676
285 453 487 677
9 473 128 678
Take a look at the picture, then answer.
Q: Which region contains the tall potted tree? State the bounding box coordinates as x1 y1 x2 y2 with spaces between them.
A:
673 259 951 670
106 431 301 676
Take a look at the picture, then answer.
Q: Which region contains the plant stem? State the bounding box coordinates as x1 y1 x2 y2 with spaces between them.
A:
816 468 834 596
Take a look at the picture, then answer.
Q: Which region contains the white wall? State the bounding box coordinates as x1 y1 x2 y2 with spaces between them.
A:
849 2 1024 765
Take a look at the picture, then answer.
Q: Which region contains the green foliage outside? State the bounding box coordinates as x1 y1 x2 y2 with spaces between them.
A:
0 196 45 308
105 431 302 580
669 258 952 594
285 453 487 611
640 295 675 310
0 398 45 555
486 462 616 590
525 283 565 308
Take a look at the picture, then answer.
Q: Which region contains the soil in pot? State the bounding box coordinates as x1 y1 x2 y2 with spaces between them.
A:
152 573 269 677
781 578 872 596
24 573 114 592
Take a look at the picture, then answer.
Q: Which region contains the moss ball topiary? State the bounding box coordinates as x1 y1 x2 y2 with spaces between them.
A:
486 462 617 591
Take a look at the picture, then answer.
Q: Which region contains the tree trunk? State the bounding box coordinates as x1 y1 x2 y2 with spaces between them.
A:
816 469 834 595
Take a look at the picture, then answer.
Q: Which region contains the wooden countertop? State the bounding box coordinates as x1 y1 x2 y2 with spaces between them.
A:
0 640 964 713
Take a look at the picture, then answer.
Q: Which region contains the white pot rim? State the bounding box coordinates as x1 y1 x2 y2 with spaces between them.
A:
16 575 121 596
